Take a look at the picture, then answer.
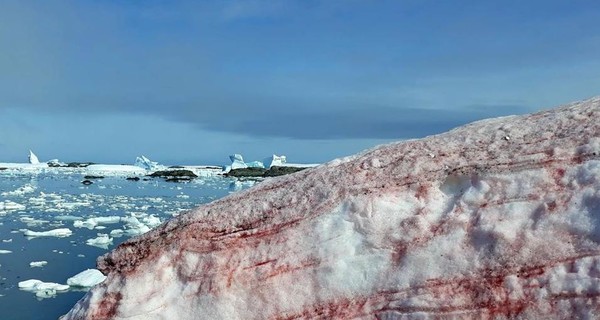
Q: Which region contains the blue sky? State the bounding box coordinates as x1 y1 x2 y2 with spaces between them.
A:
1 0 599 165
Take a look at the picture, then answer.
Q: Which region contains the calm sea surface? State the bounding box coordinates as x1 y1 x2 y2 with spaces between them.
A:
0 170 251 319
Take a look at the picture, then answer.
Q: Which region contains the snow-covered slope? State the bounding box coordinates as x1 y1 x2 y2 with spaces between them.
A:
64 97 600 319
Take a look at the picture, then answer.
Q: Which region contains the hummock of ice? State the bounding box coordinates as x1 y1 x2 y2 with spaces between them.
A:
65 97 600 319
134 155 163 171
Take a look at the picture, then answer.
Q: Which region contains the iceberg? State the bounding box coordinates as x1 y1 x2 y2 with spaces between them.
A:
64 97 600 319
262 154 286 169
28 150 40 164
134 155 164 171
245 160 265 168
229 154 248 170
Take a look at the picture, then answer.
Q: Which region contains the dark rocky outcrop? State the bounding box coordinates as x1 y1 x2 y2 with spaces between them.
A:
226 166 309 178
126 177 141 181
148 170 198 182
84 175 104 179
224 167 267 177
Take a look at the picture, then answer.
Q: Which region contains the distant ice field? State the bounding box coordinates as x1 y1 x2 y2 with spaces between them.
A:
0 169 254 320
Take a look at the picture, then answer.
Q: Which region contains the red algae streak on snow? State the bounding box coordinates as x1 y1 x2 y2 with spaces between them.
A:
63 97 600 319
90 292 122 320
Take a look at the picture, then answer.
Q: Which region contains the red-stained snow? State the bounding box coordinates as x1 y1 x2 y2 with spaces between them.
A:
64 97 600 319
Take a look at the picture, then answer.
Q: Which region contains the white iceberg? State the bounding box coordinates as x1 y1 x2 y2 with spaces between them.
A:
229 154 248 170
134 155 164 171
0 249 12 254
245 161 265 168
24 228 73 238
28 150 40 164
67 269 106 287
263 154 286 169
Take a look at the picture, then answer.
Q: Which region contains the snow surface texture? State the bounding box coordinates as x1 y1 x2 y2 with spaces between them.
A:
65 97 600 319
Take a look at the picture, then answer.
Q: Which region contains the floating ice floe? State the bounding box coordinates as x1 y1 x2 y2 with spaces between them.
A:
30 261 48 268
86 234 113 249
74 216 121 229
0 201 26 211
23 228 73 238
1 184 36 197
18 279 69 298
0 250 12 254
67 269 106 288
85 164 146 176
109 229 125 237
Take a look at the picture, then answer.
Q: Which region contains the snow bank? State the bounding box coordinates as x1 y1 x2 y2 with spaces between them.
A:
67 269 106 287
64 97 600 319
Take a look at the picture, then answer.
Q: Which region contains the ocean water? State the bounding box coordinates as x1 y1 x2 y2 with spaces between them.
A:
0 170 253 319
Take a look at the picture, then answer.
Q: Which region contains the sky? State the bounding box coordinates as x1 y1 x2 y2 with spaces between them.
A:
1 0 599 165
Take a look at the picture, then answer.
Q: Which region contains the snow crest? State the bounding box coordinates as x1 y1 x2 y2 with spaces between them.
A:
64 97 600 319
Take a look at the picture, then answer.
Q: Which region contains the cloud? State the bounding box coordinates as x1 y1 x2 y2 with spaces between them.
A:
1 0 599 145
